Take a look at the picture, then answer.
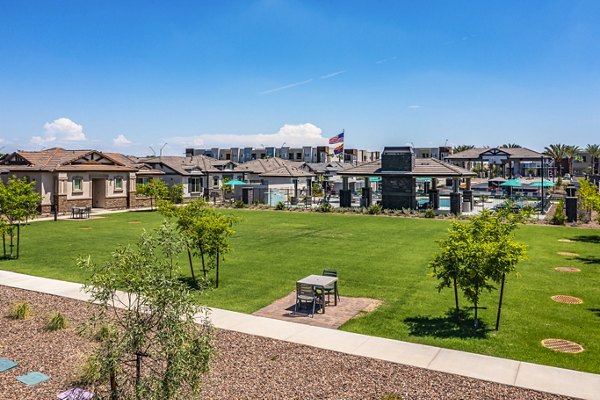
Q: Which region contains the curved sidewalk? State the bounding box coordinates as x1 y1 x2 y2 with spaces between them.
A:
1 270 598 399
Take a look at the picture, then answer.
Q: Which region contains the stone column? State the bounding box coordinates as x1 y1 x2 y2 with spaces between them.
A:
57 173 68 214
450 178 462 214
339 176 351 207
462 177 473 208
127 172 137 208
429 178 440 209
361 177 371 207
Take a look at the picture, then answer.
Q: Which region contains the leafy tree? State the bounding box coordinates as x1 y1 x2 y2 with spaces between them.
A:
0 176 42 258
78 223 213 400
430 210 527 329
161 200 239 287
544 144 567 177
585 144 600 175
564 145 582 176
168 183 184 204
452 145 475 154
499 143 521 148
578 179 600 223
137 179 169 210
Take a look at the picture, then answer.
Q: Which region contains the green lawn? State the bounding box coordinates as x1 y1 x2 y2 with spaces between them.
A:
2 209 600 373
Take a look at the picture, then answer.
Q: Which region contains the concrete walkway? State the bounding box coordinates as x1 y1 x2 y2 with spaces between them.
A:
1 270 599 399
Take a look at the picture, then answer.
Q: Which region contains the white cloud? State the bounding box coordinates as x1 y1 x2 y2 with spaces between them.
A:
31 117 87 145
170 123 328 150
113 134 132 146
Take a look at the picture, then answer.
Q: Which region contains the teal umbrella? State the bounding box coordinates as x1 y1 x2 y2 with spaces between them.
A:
499 178 522 187
369 176 382 182
223 179 247 186
529 179 555 187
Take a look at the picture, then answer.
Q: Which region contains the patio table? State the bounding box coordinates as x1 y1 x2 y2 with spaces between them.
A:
297 274 338 313
71 207 83 219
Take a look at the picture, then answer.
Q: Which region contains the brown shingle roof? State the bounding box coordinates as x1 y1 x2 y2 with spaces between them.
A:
445 147 544 160
0 148 137 172
135 155 225 176
234 157 303 174
259 164 314 178
338 158 475 177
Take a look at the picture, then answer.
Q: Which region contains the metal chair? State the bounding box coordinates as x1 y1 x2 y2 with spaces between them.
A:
320 269 339 305
295 282 323 317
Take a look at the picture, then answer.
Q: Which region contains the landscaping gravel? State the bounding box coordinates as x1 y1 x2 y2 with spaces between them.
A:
0 285 572 400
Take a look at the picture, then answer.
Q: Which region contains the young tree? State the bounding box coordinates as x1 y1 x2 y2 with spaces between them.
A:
137 179 169 210
578 179 600 223
78 223 213 400
430 210 527 329
585 144 600 175
0 176 42 258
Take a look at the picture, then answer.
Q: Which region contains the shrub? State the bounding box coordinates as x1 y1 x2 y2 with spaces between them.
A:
382 394 402 400
423 208 436 218
78 354 108 385
9 301 32 320
550 199 566 225
367 203 382 215
47 311 68 331
234 200 245 208
275 201 285 210
317 203 333 213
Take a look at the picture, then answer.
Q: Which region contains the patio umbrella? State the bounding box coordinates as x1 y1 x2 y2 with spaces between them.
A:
499 178 522 187
529 179 555 187
223 179 247 186
488 177 507 183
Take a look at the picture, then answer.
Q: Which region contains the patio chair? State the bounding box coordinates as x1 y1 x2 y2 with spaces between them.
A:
83 207 92 218
295 282 323 317
319 269 340 305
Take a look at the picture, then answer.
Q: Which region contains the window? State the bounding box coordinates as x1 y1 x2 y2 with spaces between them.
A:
137 177 150 186
115 176 123 191
73 177 83 192
188 177 202 193
213 177 219 187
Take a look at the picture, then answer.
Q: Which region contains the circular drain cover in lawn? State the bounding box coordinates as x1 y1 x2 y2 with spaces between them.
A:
551 295 583 304
558 239 575 242
128 221 142 224
541 339 584 353
555 267 581 272
558 252 580 257
79 227 92 230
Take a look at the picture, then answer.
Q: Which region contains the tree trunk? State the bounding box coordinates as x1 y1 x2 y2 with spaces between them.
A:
110 371 118 400
200 244 207 279
16 223 20 259
453 276 460 322
495 272 506 331
215 248 220 288
187 246 196 283
2 233 5 258
474 300 478 329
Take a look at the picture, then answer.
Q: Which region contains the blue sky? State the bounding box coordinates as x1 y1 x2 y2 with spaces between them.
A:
1 0 599 155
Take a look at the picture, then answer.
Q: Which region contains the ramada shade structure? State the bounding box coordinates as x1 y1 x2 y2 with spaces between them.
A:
337 147 475 212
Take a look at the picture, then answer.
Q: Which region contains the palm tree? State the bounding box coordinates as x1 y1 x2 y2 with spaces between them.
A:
585 144 600 175
564 145 582 176
452 145 475 154
500 143 521 148
544 144 567 178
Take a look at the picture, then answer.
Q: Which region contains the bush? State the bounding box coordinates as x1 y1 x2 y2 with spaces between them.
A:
78 354 107 385
317 203 333 213
550 199 566 225
275 201 285 210
47 311 68 331
234 200 245 208
367 203 382 215
423 208 436 218
9 301 32 320
382 394 402 400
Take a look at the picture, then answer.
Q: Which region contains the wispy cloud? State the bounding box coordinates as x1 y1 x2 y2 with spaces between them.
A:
259 79 313 95
408 105 421 109
375 56 397 65
320 70 346 79
113 134 132 146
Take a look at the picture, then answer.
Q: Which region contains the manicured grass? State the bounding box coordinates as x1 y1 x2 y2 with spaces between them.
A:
2 209 600 373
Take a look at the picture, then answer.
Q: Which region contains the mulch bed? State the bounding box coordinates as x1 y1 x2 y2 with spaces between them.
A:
0 286 573 400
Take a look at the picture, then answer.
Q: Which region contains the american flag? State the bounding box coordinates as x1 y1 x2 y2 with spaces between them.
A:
328 131 344 144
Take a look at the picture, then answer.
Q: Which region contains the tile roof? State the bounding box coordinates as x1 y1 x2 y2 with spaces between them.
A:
0 148 138 172
259 164 314 178
234 157 303 174
135 155 226 176
338 158 476 177
303 162 356 174
445 147 544 160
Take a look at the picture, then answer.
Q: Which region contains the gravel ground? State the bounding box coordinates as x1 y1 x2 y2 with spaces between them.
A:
0 286 573 400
